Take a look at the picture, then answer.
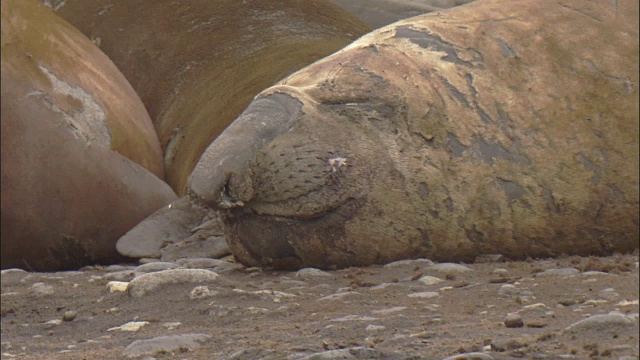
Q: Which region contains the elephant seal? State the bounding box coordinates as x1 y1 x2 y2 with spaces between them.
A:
182 0 639 269
1 0 177 271
332 0 475 28
46 0 371 195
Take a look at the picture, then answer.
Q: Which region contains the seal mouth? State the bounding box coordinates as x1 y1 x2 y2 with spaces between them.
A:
220 197 360 269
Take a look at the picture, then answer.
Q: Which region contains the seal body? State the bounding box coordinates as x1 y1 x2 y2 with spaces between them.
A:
47 0 371 194
1 0 176 271
332 0 475 28
189 0 639 269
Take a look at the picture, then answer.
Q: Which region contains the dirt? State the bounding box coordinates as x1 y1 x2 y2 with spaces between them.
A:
1 253 638 359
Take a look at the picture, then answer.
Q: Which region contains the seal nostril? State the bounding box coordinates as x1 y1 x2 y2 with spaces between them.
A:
218 176 244 209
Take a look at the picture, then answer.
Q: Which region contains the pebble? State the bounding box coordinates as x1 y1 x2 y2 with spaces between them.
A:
108 321 149 332
98 270 136 282
136 258 160 265
122 333 212 358
536 268 579 277
161 322 182 330
429 263 473 273
383 258 434 268
407 291 439 299
133 262 180 274
296 268 332 278
564 313 635 333
442 352 495 360
223 348 278 360
62 311 77 322
105 264 132 272
365 324 386 332
491 339 527 351
29 282 54 297
1 269 29 285
504 314 524 328
297 347 390 359
189 285 217 300
318 292 361 301
106 281 129 293
417 275 443 285
127 269 221 298
371 306 406 315
330 315 378 322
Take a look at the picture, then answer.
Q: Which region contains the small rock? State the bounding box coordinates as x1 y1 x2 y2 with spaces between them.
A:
410 331 436 339
296 268 332 278
442 352 495 360
223 348 278 360
62 311 77 322
564 313 635 333
99 270 136 282
429 263 473 273
318 292 361 301
189 285 217 300
504 314 524 328
127 269 221 298
418 275 443 286
105 264 132 272
330 315 378 322
365 324 386 332
43 319 62 329
154 322 177 331
526 320 548 328
122 333 212 358
407 291 439 299
30 282 54 297
133 262 180 274
106 281 129 293
536 268 579 277
498 284 533 298
108 321 149 332
1 269 29 285
383 258 434 268
298 347 389 359
599 288 620 300
371 306 406 315
138 258 163 264
491 339 527 351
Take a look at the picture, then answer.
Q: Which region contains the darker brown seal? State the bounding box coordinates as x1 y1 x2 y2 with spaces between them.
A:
48 0 371 194
1 0 176 271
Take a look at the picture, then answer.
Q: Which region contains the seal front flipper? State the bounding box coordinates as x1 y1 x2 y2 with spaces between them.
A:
116 195 215 258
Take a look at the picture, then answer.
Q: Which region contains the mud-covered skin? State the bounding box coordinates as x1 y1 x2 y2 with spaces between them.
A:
190 0 639 269
1 0 176 271
45 0 371 195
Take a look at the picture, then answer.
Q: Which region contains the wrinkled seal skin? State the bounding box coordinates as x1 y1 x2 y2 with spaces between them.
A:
46 0 371 195
189 0 639 269
332 0 475 28
1 0 177 271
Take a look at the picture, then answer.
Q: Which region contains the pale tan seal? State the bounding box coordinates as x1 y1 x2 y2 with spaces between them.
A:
185 0 639 269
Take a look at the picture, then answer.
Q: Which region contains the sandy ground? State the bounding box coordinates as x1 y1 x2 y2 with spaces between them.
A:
1 253 638 360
